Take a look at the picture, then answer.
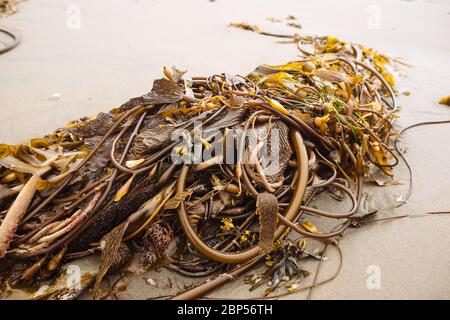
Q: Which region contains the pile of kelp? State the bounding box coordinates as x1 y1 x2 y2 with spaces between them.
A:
0 27 401 300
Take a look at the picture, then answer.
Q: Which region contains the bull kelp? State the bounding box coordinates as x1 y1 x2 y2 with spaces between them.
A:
0 25 415 300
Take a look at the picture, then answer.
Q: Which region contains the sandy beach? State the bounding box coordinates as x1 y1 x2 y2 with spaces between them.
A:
1 0 449 299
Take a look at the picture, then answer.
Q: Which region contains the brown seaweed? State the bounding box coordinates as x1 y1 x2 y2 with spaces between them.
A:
1 23 438 301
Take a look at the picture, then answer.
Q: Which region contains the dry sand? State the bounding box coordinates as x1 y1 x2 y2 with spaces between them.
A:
0 0 449 299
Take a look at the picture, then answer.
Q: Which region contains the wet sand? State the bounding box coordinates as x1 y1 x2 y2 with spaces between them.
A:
1 0 450 299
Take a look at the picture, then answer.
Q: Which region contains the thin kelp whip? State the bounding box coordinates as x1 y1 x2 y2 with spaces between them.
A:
368 119 450 214
0 27 20 55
